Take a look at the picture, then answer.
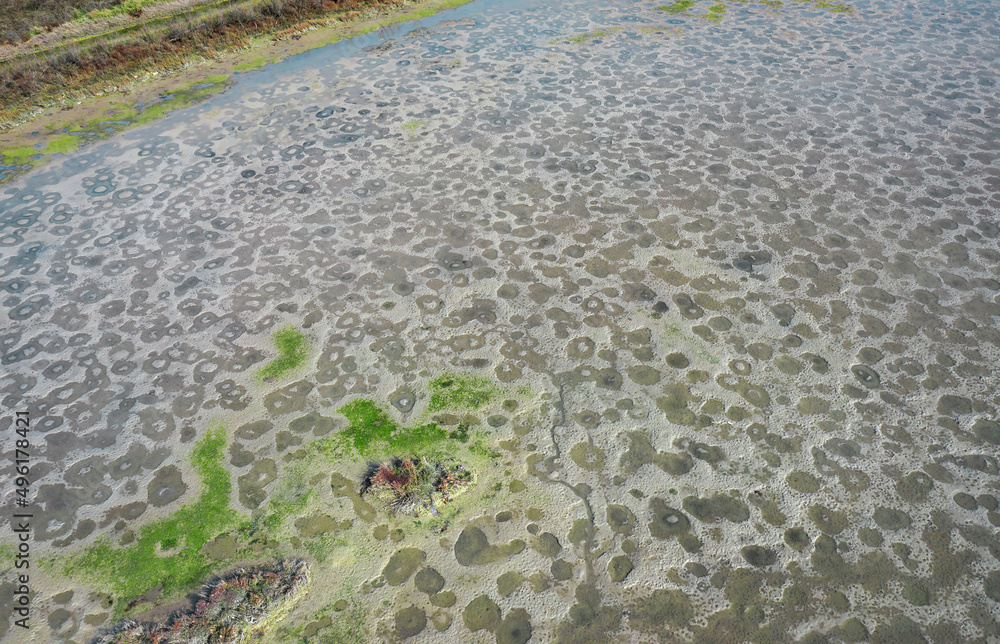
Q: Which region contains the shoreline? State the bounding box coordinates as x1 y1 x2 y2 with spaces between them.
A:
0 0 476 185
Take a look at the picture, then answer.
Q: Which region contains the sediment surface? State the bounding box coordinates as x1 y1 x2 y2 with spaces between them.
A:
1 0 999 641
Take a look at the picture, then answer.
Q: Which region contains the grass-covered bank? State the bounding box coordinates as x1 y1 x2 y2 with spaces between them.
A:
0 0 398 123
0 0 477 183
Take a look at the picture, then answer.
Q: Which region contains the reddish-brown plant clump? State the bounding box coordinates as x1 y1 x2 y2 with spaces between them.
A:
96 559 310 644
360 456 472 516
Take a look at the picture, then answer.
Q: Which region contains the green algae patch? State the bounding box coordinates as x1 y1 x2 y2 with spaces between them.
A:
803 0 853 12
463 594 502 632
44 134 80 155
55 76 230 137
702 3 726 21
402 120 428 135
1 145 39 164
608 555 634 582
2 76 230 186
258 326 309 382
628 588 694 632
654 0 852 21
132 76 231 125
0 145 45 178
559 28 621 45
340 399 399 452
66 425 242 617
657 0 697 12
335 399 449 456
454 526 526 566
234 56 277 72
428 373 500 412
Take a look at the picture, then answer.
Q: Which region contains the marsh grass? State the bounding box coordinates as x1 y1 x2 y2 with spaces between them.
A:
0 0 403 124
95 559 311 643
0 0 120 45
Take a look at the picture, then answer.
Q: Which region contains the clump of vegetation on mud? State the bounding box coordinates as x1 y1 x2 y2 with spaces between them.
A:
359 456 472 516
95 559 310 643
258 325 309 381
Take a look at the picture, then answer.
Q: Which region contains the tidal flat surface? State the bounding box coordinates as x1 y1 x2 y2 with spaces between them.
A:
2 0 1000 641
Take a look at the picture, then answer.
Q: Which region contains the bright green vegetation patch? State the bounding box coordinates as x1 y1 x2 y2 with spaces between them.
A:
130 76 231 126
2 145 41 164
66 425 241 616
428 373 500 412
703 3 726 20
234 56 277 71
810 0 853 12
258 326 309 381
402 120 427 134
657 0 697 12
336 399 450 455
44 134 81 154
568 29 607 43
2 76 229 186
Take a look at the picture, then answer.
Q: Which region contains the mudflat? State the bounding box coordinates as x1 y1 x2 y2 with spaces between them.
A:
1 0 999 641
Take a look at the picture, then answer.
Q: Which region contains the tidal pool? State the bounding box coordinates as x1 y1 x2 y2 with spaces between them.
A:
1 0 999 641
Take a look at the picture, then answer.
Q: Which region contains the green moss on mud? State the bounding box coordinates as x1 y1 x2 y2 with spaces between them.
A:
258 326 309 381
2 76 230 185
655 0 852 19
287 600 369 643
657 0 697 12
428 373 500 412
1 145 43 168
44 134 81 154
402 120 428 134
336 399 448 455
130 75 231 126
234 56 276 71
66 425 241 617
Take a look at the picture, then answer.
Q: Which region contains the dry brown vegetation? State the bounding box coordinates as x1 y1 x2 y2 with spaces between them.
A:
0 0 402 124
0 0 121 44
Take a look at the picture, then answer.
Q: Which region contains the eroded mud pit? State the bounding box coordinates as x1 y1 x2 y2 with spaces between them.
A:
1 0 999 641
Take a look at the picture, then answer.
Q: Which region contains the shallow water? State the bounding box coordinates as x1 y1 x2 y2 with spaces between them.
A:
2 0 1000 641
